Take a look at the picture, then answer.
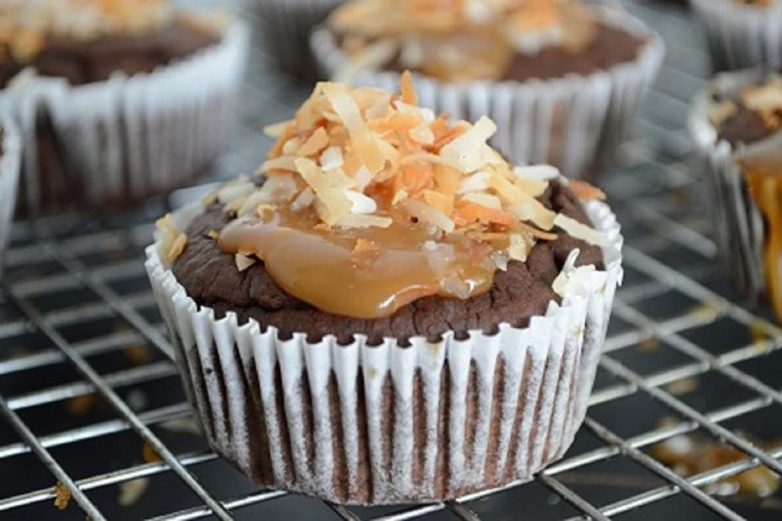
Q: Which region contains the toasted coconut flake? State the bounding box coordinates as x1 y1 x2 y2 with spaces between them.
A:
322 82 386 174
346 190 378 214
264 120 292 138
423 190 454 215
440 116 497 173
207 230 219 240
217 180 255 204
403 198 455 233
298 127 330 157
568 179 606 202
256 204 277 221
337 214 393 228
400 70 419 105
291 187 315 212
295 157 353 225
554 213 606 246
261 156 298 174
508 233 531 261
461 192 502 209
352 238 381 267
513 164 560 181
235 253 257 272
156 215 188 265
392 188 409 205
410 122 435 145
282 137 302 156
457 171 490 193
320 146 344 171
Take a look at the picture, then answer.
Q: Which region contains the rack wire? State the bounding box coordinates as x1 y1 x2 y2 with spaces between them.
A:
1 1 781 519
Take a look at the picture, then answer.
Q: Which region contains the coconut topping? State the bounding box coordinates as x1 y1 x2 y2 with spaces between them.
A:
0 0 174 63
329 0 597 82
204 74 605 319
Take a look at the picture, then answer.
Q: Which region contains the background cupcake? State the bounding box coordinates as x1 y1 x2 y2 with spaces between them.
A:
0 0 248 216
690 0 782 72
311 0 664 179
690 69 782 321
0 113 20 280
145 76 623 504
247 0 343 80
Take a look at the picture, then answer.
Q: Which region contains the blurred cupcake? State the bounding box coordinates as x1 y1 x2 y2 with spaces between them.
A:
690 69 782 320
0 0 248 216
690 0 782 72
145 75 623 504
311 0 664 179
247 0 343 80
0 113 21 279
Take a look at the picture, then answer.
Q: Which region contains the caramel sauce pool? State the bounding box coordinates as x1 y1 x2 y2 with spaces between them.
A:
740 154 782 322
218 210 495 319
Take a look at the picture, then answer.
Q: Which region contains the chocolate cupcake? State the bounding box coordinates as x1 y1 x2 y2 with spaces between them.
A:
0 0 248 215
690 69 782 321
145 75 623 504
0 113 21 279
690 0 782 72
311 0 664 179
248 0 343 80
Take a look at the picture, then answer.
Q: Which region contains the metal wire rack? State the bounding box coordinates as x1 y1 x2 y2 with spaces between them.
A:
1 1 782 519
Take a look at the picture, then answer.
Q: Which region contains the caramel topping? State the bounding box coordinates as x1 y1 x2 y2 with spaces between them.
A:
0 0 174 63
739 154 782 322
219 210 493 319
329 0 597 82
209 75 605 319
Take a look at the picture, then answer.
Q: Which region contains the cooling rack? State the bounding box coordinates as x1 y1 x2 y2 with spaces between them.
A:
1 1 782 519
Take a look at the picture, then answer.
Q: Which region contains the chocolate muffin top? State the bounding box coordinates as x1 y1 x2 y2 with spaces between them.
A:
710 75 782 146
0 0 222 88
326 0 647 83
159 75 610 345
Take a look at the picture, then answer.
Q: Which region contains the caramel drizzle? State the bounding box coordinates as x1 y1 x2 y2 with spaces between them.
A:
744 166 782 321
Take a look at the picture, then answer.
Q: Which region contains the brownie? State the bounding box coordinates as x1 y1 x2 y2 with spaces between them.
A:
356 21 645 82
717 105 774 146
0 17 219 89
504 22 645 81
172 180 604 346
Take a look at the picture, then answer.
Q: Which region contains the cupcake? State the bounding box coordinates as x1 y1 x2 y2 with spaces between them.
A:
248 0 343 80
690 0 782 72
311 0 664 179
145 75 623 504
690 69 782 320
0 0 248 216
0 113 21 279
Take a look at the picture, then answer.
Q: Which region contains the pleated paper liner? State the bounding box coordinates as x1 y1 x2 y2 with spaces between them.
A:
0 21 249 216
689 68 772 307
144 191 623 505
691 0 782 72
310 4 664 179
247 0 343 81
0 114 21 281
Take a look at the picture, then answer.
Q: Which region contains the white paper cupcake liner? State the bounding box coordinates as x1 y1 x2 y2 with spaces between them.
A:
0 114 21 281
310 4 664 179
144 190 623 505
247 0 343 80
691 0 782 72
689 69 771 303
0 21 249 216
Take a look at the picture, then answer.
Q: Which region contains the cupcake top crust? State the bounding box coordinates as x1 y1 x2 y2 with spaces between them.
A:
161 75 608 342
327 0 647 82
0 0 223 88
710 75 782 146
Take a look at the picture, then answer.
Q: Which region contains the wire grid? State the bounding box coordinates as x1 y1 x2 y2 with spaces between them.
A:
1 1 782 520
